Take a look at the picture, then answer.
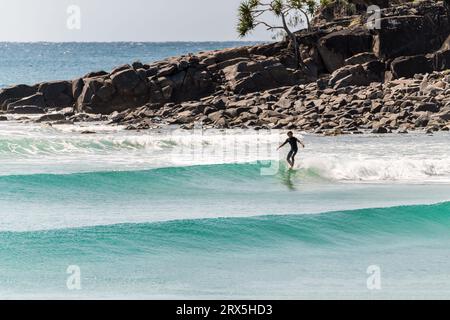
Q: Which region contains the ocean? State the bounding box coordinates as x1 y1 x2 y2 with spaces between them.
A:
0 43 449 299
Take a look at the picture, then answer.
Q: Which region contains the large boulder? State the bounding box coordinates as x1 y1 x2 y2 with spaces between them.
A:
390 47 450 79
0 84 37 110
76 69 150 114
345 52 377 66
7 93 46 111
172 70 215 101
38 80 74 108
223 58 305 94
8 105 46 114
317 28 372 73
390 55 434 79
373 13 450 59
110 69 143 95
329 60 385 88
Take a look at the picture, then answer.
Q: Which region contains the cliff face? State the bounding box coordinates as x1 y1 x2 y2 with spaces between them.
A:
1 0 449 134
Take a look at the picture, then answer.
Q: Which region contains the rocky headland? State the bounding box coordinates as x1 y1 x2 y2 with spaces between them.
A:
1 0 450 135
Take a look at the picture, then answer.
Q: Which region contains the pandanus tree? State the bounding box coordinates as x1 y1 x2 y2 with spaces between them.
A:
237 0 317 69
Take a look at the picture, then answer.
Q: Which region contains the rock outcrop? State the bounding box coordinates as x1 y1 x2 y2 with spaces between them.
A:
109 70 450 135
0 0 449 135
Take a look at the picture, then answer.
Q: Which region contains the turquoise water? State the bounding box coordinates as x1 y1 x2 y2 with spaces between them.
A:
1 195 450 299
0 124 449 298
0 42 259 87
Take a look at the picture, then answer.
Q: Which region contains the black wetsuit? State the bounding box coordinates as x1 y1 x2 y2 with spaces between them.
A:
286 137 299 159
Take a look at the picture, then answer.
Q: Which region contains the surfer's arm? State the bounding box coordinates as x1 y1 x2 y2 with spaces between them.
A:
277 139 288 150
297 138 305 148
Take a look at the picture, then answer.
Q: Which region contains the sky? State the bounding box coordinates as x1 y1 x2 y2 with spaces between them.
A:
0 0 276 42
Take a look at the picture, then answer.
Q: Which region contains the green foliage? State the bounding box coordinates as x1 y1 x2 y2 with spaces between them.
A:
237 0 318 38
272 0 284 16
305 0 318 14
237 1 256 37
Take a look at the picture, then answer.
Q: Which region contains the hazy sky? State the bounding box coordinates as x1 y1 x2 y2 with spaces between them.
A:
0 0 275 42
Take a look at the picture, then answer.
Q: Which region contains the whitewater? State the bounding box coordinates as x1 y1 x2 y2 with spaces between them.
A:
0 117 449 299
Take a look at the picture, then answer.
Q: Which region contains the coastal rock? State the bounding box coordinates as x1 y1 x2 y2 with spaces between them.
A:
76 72 150 114
9 105 46 114
345 52 377 66
111 69 143 95
329 61 385 89
36 113 66 122
0 84 37 110
223 58 305 94
415 102 440 113
7 93 46 111
38 81 74 108
373 10 450 59
317 28 372 72
390 55 434 79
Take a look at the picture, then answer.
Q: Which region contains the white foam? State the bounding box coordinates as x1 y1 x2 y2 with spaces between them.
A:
0 121 450 184
300 156 450 183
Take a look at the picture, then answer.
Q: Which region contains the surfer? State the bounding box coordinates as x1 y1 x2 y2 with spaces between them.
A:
277 132 305 169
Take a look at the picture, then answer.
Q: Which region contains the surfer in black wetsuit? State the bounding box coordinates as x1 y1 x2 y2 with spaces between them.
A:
277 131 305 169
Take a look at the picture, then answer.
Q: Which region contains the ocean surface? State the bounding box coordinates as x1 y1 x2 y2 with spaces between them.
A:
0 43 450 299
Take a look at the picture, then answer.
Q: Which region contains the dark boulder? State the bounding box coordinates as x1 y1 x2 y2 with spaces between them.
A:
415 102 440 113
111 69 143 95
72 78 85 99
8 105 46 114
223 59 305 94
390 55 434 79
7 93 46 111
38 80 74 108
36 113 67 122
372 125 389 134
329 60 385 88
0 84 37 110
76 72 150 114
373 14 450 59
317 28 372 73
345 52 377 66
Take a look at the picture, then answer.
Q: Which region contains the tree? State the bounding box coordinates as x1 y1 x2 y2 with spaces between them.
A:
237 0 317 69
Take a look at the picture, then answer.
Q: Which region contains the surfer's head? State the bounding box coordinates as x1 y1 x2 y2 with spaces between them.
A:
287 131 293 137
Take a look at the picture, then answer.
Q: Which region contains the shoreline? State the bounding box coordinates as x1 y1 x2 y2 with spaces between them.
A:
2 69 450 136
2 115 449 137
